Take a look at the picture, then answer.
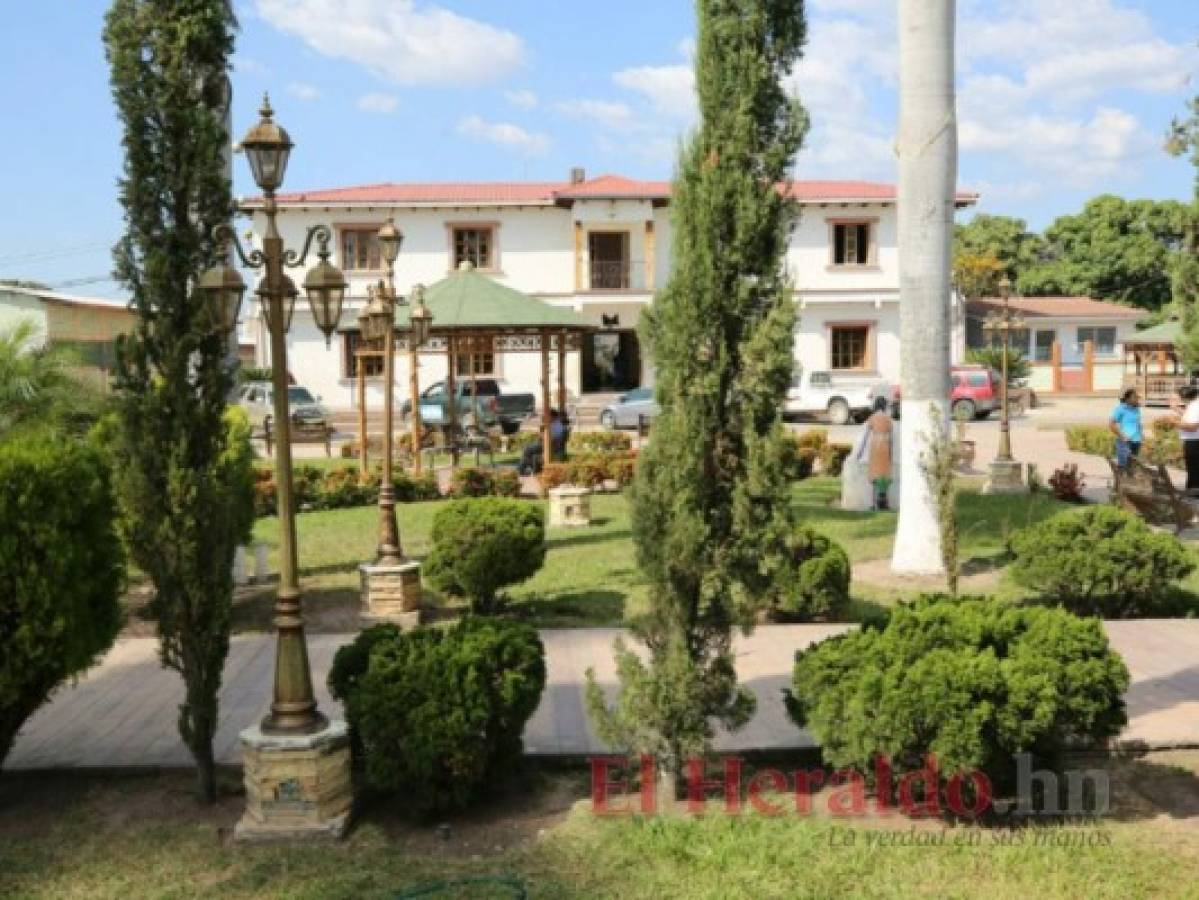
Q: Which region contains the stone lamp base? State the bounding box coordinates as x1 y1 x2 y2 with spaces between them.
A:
234 721 352 842
360 560 423 630
983 459 1028 495
549 485 593 527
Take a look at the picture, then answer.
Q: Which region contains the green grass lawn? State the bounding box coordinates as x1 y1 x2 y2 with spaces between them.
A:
237 478 1081 633
3 756 1198 899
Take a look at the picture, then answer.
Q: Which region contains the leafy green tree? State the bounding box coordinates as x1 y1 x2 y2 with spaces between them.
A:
585 0 808 794
0 320 101 439
966 346 1030 384
954 214 1044 283
1021 196 1186 309
103 0 248 803
952 249 1005 302
1167 96 1199 367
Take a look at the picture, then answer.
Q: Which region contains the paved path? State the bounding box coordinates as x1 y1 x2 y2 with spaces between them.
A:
7 621 1199 770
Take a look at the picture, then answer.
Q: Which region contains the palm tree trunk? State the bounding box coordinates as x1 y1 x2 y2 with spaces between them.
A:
892 0 958 575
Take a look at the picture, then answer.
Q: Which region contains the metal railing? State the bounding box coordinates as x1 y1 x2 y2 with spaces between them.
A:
585 259 649 291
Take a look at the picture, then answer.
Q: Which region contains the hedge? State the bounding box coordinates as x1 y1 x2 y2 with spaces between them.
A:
328 618 546 815
0 440 125 765
787 595 1129 799
1008 505 1195 617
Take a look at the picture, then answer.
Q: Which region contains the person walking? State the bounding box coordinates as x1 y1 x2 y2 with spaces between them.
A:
862 396 894 510
1109 388 1143 470
1178 386 1199 495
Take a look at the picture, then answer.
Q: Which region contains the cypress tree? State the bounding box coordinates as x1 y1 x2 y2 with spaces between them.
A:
103 0 250 803
587 0 808 792
1168 98 1199 367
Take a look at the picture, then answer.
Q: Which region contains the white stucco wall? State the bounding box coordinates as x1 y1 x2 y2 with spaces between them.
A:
0 290 48 347
247 198 928 411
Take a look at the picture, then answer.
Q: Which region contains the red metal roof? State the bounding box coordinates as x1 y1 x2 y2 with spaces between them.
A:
256 175 978 208
968 296 1146 320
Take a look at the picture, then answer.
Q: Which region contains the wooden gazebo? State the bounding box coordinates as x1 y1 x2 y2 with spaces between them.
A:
394 261 592 468
1123 321 1185 406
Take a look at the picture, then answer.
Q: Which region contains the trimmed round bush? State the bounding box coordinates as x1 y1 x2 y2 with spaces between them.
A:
328 618 546 814
425 497 546 613
1008 505 1195 617
770 526 851 621
786 595 1129 794
0 440 125 765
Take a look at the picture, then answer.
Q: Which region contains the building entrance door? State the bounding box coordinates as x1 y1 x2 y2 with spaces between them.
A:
582 330 641 392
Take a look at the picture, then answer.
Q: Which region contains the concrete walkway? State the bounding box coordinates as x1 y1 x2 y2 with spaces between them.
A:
7 621 1199 770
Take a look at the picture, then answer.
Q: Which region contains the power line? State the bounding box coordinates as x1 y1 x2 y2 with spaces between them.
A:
0 241 113 266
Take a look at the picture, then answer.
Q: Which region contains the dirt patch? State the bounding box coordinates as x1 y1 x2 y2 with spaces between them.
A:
851 556 1005 595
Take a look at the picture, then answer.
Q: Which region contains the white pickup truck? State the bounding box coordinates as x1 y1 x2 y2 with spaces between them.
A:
784 369 892 425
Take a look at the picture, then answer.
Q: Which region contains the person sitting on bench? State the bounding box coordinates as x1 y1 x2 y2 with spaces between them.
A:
519 409 570 475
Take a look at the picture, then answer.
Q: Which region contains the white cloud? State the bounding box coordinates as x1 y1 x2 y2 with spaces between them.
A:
505 89 539 109
357 92 399 114
253 0 525 85
457 115 550 156
612 65 695 119
287 82 321 101
555 99 638 132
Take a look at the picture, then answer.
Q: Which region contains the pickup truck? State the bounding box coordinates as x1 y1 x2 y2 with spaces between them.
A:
784 369 891 425
400 378 536 435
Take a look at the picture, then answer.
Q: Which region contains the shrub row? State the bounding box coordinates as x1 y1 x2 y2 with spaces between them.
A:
780 429 853 481
542 452 638 490
568 431 633 454
1065 421 1182 468
253 465 440 517
449 466 521 498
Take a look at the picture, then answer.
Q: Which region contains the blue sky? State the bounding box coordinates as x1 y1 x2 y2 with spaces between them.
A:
1 0 1196 299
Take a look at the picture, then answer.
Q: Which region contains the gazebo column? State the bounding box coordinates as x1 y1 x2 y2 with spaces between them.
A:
557 330 568 421
446 334 459 469
409 337 423 476
356 351 368 481
541 333 553 473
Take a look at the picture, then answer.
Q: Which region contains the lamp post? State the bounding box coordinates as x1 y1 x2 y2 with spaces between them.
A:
358 222 426 623
364 221 405 566
408 285 433 475
982 276 1029 493
200 95 352 839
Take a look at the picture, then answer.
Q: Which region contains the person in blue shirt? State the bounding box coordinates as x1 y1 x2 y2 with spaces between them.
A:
1109 388 1143 469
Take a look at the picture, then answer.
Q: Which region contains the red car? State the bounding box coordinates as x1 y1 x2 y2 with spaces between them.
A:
891 365 1004 420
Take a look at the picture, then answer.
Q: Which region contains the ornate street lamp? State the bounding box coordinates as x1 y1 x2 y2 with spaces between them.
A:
198 94 351 841
982 276 1029 493
407 285 432 475
358 221 426 623
371 219 405 568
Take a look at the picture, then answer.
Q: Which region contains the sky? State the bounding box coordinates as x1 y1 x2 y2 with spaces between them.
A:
0 0 1196 299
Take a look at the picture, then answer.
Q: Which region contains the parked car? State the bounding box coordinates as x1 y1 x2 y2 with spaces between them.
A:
784 369 891 426
401 377 536 435
235 381 330 436
599 387 659 430
890 365 1004 420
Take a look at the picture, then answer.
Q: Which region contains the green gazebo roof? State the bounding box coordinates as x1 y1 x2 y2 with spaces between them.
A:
1128 321 1180 345
395 262 589 332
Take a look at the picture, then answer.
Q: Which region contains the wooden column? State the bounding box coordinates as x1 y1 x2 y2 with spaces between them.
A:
557 331 568 420
541 334 552 471
409 339 423 475
356 353 368 480
644 220 655 291
574 222 585 292
446 334 458 469
1051 340 1063 394
1083 339 1095 393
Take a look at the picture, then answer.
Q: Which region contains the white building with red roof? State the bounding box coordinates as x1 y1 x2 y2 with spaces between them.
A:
243 171 979 413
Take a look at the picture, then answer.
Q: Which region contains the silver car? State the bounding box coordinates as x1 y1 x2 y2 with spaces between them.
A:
599 388 659 430
236 381 330 436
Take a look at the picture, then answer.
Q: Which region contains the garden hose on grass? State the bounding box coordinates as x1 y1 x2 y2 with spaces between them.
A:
395 875 528 898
